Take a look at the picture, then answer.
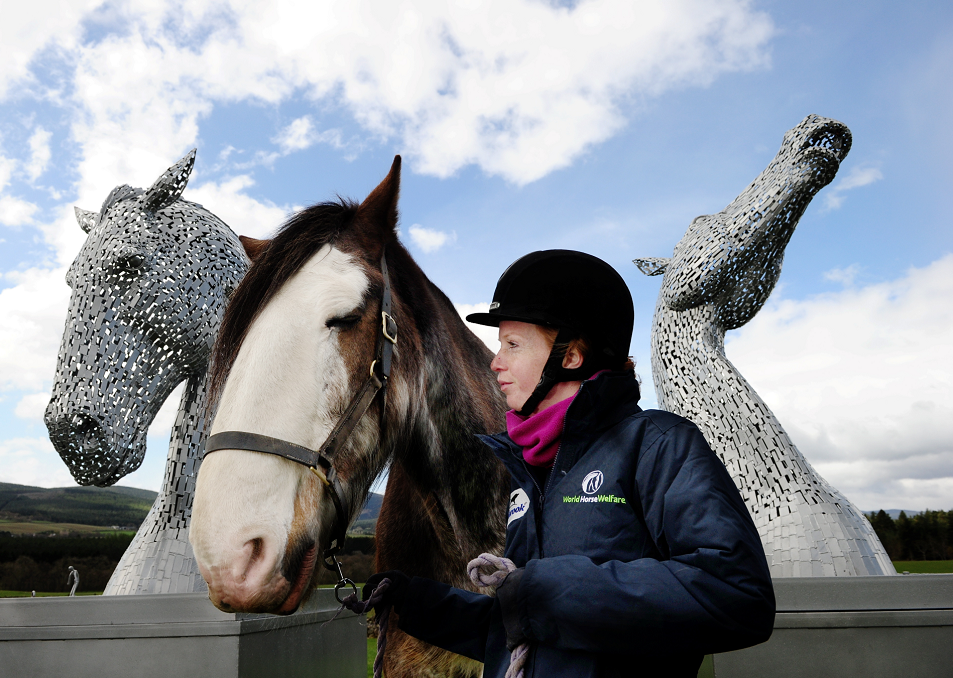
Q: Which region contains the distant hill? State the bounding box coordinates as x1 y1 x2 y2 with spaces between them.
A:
360 492 383 520
0 482 157 528
0 481 382 533
351 492 383 535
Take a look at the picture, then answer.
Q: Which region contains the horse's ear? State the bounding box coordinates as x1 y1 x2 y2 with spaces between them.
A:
356 155 401 238
74 207 98 233
634 257 671 276
142 149 196 213
239 235 270 262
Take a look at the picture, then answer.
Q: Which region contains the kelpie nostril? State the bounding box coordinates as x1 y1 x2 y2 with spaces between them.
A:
70 414 96 434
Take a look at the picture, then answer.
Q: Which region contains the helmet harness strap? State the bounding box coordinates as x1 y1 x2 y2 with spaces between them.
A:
517 328 592 417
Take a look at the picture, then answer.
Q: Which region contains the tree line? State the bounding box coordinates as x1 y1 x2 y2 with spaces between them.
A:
0 533 378 592
0 534 135 593
867 509 952 561
4 511 950 593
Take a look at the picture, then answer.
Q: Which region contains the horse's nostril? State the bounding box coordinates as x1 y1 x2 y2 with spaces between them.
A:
70 414 95 433
248 538 264 563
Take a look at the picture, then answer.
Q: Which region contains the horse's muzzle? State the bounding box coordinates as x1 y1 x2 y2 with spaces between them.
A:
44 409 131 486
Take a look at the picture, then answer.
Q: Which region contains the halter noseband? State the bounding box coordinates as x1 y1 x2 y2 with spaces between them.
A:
204 250 397 590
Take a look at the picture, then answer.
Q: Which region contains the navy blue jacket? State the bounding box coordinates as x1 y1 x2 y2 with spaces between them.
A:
399 372 775 678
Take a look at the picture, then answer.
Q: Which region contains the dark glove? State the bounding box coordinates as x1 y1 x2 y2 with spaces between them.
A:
495 567 526 650
363 570 411 614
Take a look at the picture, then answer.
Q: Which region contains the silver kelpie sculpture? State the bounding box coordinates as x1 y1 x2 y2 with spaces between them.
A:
636 115 894 576
44 151 249 594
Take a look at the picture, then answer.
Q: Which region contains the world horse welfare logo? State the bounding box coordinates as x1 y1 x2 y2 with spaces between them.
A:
508 488 530 525
582 470 604 494
562 470 627 505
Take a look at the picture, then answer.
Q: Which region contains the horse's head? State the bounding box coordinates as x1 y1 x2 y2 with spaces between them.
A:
44 151 247 486
191 157 421 614
636 114 851 329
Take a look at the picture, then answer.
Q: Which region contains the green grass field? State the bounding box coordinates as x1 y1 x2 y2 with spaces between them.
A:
0 519 135 536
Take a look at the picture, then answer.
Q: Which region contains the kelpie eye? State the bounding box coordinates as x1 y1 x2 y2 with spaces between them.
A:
326 314 361 330
112 252 146 274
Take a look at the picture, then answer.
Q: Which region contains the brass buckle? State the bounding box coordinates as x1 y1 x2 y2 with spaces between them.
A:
382 312 397 345
309 466 331 487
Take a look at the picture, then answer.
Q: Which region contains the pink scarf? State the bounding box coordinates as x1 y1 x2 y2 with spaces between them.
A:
506 396 574 468
506 371 609 468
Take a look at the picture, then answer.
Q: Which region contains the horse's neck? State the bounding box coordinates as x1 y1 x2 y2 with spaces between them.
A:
156 367 210 525
650 295 895 576
103 368 210 595
397 326 508 565
650 298 823 494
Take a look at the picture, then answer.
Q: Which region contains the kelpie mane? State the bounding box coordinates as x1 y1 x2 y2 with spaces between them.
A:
209 199 359 406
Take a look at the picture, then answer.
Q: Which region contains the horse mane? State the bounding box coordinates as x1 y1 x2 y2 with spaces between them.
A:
208 199 359 408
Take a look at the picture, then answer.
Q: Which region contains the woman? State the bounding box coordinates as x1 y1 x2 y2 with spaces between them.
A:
365 250 775 678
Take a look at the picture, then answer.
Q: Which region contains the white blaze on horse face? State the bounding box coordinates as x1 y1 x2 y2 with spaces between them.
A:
191 245 369 609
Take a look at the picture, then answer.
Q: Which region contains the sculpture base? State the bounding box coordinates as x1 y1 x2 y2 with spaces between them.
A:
711 574 953 678
0 589 365 677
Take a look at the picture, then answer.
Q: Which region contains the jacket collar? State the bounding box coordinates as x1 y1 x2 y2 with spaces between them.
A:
480 371 642 477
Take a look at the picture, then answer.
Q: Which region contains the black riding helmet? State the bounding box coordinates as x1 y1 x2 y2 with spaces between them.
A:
467 250 635 416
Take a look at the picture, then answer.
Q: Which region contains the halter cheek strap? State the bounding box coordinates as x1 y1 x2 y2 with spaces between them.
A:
205 250 397 581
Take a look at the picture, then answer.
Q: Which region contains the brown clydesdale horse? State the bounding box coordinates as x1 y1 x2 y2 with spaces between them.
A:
190 157 508 677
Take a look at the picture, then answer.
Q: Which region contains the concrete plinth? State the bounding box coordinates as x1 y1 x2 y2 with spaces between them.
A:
0 589 365 678
714 574 953 678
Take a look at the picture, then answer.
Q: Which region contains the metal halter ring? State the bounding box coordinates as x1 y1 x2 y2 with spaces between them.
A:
335 577 358 604
331 555 358 603
382 312 397 344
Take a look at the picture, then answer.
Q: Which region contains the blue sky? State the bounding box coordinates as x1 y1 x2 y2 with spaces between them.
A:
0 0 950 511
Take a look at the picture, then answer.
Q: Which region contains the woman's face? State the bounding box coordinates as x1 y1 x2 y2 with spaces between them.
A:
491 320 553 411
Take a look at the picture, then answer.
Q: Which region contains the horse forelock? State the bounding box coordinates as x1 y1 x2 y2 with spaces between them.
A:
208 199 361 409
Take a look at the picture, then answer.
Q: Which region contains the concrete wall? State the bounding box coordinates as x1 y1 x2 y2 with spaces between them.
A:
714 574 953 678
0 589 365 678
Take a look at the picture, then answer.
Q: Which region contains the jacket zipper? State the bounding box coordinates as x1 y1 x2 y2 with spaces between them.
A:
518 382 584 559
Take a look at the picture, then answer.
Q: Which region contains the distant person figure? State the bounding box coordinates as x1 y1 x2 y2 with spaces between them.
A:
31 590 35 598
67 566 79 596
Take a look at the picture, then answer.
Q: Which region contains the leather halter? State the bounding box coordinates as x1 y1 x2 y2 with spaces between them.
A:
205 250 397 577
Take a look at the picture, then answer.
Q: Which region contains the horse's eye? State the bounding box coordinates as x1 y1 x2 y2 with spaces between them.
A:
114 252 146 273
326 314 361 330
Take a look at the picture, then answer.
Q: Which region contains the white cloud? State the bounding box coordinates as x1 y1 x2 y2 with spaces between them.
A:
273 116 343 155
148 382 184 441
823 263 861 286
0 194 38 227
455 302 501 354
725 254 953 510
15 392 51 421
0 155 15 189
408 223 455 253
185 175 289 239
824 165 883 210
0 436 76 488
26 126 52 181
14 0 773 190
0 1 106 97
0 266 70 393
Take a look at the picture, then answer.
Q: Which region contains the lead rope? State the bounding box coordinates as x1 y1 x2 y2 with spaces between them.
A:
467 553 528 678
338 578 391 678
337 555 524 678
